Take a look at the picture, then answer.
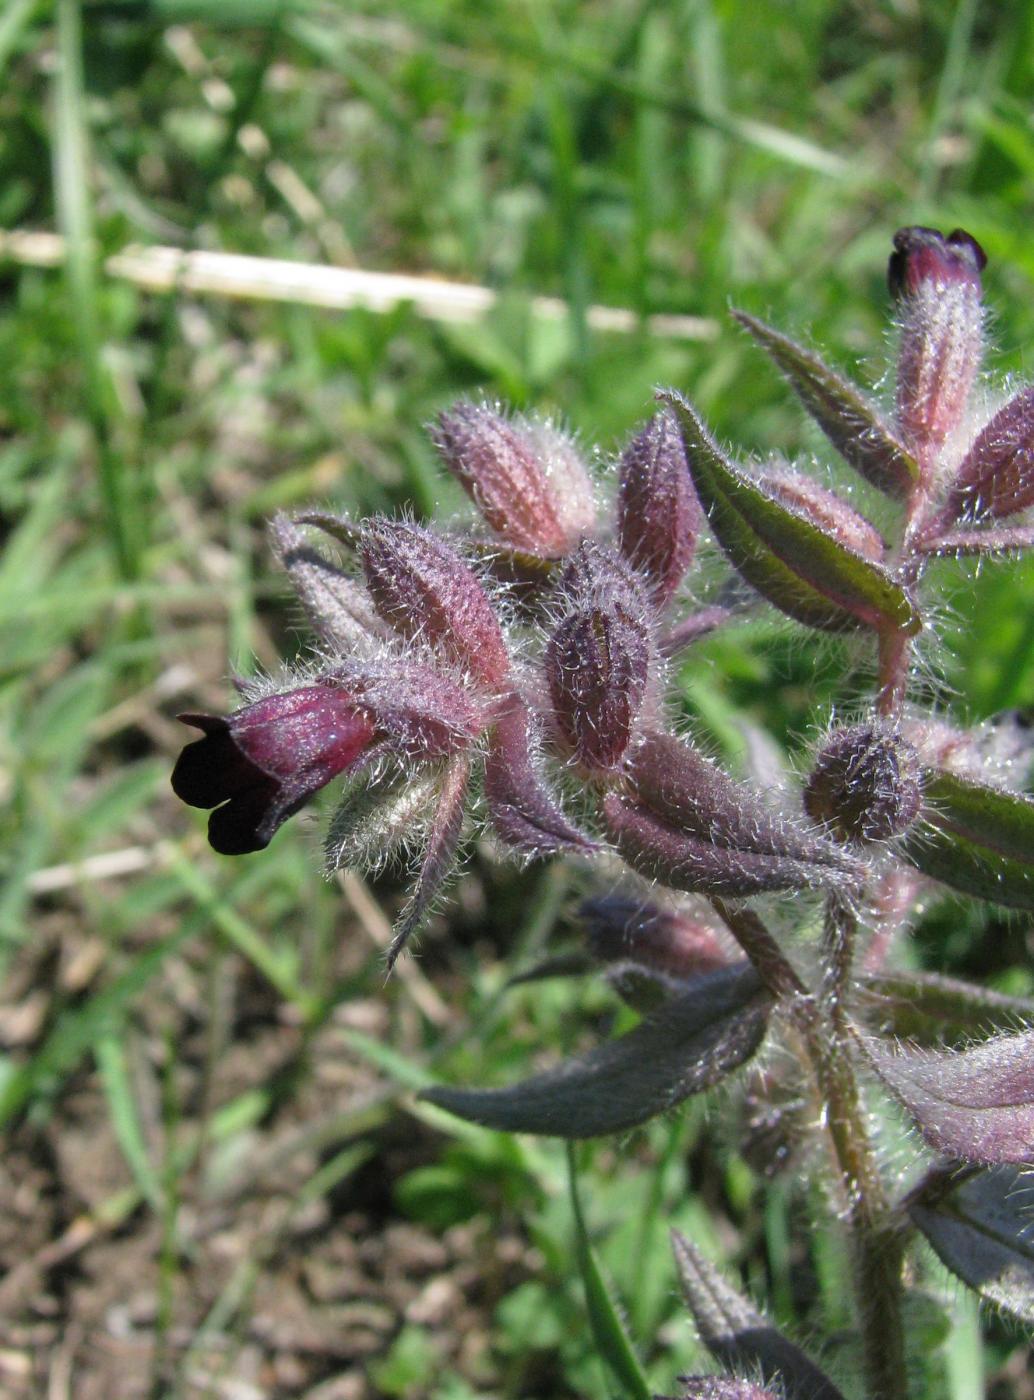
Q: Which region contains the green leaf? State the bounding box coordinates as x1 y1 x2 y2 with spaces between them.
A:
910 1165 1034 1324
661 391 920 635
903 768 1034 910
862 970 1034 1045
566 1145 652 1400
732 311 917 498
421 965 768 1137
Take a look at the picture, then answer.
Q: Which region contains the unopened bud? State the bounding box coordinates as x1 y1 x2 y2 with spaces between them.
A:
582 895 729 979
941 385 1034 524
546 543 651 769
764 467 884 560
804 723 922 843
431 401 595 555
617 408 701 606
889 226 986 458
360 519 510 687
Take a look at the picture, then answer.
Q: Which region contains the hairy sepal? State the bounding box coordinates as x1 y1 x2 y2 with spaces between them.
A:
670 1231 847 1400
909 1164 1034 1324
421 964 768 1137
385 754 471 970
661 391 920 635
866 1029 1034 1162
483 700 596 857
732 310 917 498
270 515 386 655
940 385 1034 524
902 766 1034 910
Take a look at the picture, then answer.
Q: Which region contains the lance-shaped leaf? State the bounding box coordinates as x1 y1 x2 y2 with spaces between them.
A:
861 969 1034 1046
604 731 862 898
732 310 917 498
939 385 1034 524
270 515 387 655
866 1029 1034 1162
385 754 471 970
483 700 595 857
670 1231 847 1400
901 766 1034 910
324 764 444 875
421 964 769 1137
661 391 920 635
909 1164 1034 1324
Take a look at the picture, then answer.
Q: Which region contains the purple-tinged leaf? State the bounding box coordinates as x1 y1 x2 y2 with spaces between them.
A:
604 795 849 898
360 519 511 687
670 1231 847 1400
940 385 1034 524
483 700 596 857
605 731 862 897
421 965 768 1137
861 969 1034 1047
866 1029 1034 1162
901 766 1034 910
909 1163 1034 1323
617 408 702 605
661 391 921 636
915 524 1034 557
270 515 387 655
732 310 917 498
385 754 471 970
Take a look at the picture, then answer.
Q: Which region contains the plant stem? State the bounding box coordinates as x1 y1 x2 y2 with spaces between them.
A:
710 899 806 1002
808 897 908 1400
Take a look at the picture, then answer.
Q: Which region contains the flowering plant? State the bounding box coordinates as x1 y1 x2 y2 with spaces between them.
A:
173 228 1034 1398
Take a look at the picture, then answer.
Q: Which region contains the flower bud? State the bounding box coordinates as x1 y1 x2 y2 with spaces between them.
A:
764 467 884 560
582 895 730 980
804 723 922 843
430 401 595 556
359 519 510 687
270 514 385 655
172 685 377 854
546 543 651 769
889 226 986 458
617 408 701 605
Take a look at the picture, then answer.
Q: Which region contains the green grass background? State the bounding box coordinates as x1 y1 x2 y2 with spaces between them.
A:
3 1 1034 1395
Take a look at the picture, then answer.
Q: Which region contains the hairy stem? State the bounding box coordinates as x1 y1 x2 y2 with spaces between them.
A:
877 627 911 717
808 898 908 1400
710 899 806 1002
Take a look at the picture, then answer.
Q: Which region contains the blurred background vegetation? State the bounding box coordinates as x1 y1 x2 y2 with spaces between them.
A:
2 1 1034 1396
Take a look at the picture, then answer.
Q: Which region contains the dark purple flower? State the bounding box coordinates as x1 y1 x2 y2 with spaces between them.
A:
172 685 377 855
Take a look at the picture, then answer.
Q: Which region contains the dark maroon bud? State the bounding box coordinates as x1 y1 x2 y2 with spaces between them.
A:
889 226 986 459
172 685 377 855
940 385 1034 524
546 605 650 770
581 896 730 979
617 408 702 606
430 401 595 556
804 723 922 844
359 519 510 687
764 467 885 560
